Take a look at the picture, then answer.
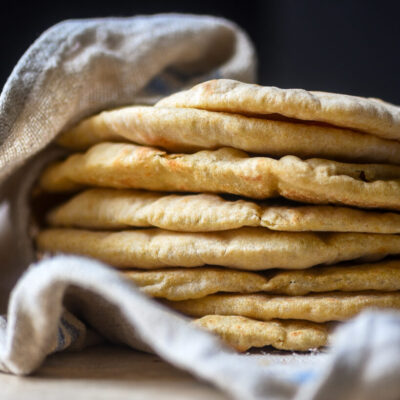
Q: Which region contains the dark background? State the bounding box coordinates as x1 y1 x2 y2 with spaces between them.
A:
2 0 400 103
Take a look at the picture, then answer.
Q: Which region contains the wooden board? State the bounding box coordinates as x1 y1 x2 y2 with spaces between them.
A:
1 345 229 400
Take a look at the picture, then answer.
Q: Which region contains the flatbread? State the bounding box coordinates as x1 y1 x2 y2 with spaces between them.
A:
46 189 260 231
260 205 400 233
125 268 268 300
124 260 400 300
36 228 400 270
56 106 400 164
38 143 400 210
192 315 329 351
166 292 400 323
156 79 400 141
47 188 400 233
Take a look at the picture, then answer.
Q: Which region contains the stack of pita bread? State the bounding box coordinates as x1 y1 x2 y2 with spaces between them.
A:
35 79 400 352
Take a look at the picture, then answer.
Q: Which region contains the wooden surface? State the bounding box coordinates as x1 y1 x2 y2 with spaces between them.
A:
1 345 229 400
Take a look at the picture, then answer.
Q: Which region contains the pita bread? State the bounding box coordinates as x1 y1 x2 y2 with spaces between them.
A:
47 188 400 233
46 189 260 231
166 292 400 323
125 268 269 300
38 143 400 210
260 205 400 233
57 106 400 164
124 260 400 300
193 315 329 351
36 227 400 270
156 79 400 141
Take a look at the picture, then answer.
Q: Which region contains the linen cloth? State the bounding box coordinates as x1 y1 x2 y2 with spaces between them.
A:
1 13 400 400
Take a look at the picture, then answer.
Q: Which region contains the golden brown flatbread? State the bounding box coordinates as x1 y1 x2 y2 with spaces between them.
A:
167 292 400 323
193 315 329 351
57 106 400 164
47 188 400 233
125 268 268 300
38 143 400 210
124 260 400 300
46 189 260 231
36 228 400 270
156 79 400 141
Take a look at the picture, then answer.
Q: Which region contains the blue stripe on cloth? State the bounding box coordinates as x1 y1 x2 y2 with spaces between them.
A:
60 316 80 344
290 370 318 384
55 325 66 352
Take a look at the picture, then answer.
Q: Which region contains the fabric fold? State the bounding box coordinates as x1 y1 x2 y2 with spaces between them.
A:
0 256 300 400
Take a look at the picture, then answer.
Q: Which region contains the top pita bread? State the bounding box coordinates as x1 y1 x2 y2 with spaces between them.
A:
57 106 400 164
156 79 400 141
